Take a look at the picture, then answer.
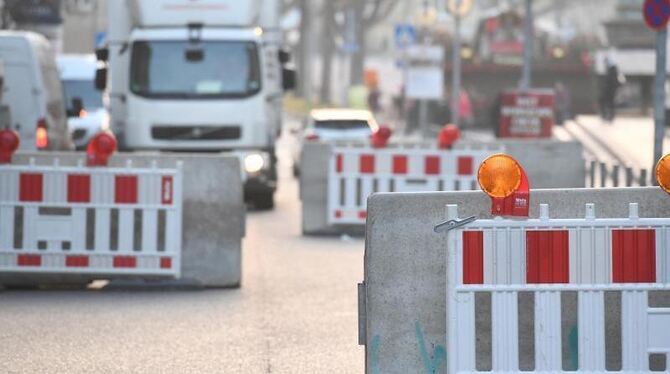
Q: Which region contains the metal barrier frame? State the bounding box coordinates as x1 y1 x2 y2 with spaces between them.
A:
0 158 183 278
445 203 670 373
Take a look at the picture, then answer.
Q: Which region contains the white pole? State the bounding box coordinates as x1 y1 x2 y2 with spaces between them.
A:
451 13 461 125
520 0 533 91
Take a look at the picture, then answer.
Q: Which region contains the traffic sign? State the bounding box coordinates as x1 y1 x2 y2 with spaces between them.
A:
644 0 670 31
394 24 416 50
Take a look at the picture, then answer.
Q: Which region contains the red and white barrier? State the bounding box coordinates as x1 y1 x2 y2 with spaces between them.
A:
328 144 504 224
445 203 670 373
0 158 182 278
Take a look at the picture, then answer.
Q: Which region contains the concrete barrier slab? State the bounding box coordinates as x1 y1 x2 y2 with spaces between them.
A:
301 140 586 235
363 187 670 373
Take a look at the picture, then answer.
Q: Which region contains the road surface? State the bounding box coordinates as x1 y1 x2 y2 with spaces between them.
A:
0 130 365 373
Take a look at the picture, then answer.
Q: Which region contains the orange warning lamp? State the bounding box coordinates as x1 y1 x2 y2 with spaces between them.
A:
478 154 530 217
0 129 20 164
371 125 392 148
87 131 117 167
656 153 670 193
438 124 461 149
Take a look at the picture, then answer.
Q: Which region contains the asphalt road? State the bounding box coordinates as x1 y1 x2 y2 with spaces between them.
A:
0 132 365 373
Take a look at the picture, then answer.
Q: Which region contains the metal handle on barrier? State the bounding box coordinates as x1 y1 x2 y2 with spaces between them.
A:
434 216 477 233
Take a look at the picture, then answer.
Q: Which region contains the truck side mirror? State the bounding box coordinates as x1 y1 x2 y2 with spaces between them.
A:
95 67 107 91
282 68 296 91
67 97 84 117
278 49 290 64
96 48 109 62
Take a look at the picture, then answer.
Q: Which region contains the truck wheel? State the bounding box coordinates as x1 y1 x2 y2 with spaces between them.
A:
253 192 275 210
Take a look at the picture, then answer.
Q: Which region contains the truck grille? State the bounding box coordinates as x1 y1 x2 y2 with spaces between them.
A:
151 126 242 141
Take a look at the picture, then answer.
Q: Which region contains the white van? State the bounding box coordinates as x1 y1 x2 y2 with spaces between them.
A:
0 31 73 151
57 54 109 149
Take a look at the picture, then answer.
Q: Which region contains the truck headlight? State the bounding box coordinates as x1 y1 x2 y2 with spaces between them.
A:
244 153 265 174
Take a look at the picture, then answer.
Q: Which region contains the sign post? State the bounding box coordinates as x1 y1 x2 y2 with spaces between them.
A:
447 0 472 126
520 0 533 91
643 0 670 185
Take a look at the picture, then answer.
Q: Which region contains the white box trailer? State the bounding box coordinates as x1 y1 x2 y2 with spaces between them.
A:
99 0 294 209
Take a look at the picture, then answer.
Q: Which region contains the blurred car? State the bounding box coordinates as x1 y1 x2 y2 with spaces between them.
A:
0 31 73 151
291 108 379 176
57 54 109 149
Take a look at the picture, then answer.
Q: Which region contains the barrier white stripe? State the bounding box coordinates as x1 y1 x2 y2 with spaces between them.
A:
570 227 611 284
657 227 670 284
484 228 525 285
534 291 562 371
622 291 648 371
492 291 519 371
578 291 606 371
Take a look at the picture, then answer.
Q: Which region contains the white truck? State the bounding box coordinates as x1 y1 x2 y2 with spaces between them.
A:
97 0 295 209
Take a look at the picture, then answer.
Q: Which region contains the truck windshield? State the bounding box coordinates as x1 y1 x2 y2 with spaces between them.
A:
130 41 261 99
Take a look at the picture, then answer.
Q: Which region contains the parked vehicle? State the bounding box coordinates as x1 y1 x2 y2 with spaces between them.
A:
291 108 379 175
57 54 109 149
97 0 296 209
0 31 72 150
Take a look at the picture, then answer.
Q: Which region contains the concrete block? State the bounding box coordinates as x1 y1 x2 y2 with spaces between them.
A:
301 140 585 235
0 152 245 288
363 187 670 373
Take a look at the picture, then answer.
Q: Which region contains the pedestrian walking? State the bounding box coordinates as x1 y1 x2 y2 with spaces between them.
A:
554 82 571 126
600 58 623 123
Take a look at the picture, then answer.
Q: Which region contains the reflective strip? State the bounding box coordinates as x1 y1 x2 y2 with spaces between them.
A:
19 173 43 202
67 174 91 203
17 254 41 267
457 156 473 176
114 175 138 204
612 229 656 283
392 155 407 174
526 230 569 284
359 154 375 174
424 156 440 175
462 231 483 284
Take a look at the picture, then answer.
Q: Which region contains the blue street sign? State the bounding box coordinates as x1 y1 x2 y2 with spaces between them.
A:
95 32 107 48
394 24 417 50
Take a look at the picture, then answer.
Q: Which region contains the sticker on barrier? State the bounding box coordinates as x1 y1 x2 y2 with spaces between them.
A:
0 158 183 278
444 203 670 373
327 144 504 225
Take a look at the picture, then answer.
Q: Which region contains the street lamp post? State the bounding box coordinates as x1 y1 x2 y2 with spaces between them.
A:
520 0 533 91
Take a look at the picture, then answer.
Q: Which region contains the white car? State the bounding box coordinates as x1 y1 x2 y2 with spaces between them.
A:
292 108 379 175
57 54 109 149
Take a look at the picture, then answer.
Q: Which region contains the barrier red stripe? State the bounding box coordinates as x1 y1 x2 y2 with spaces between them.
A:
425 156 440 175
67 174 91 203
392 155 408 174
115 175 138 204
160 257 172 269
612 229 656 283
457 156 474 176
334 210 342 219
463 231 484 284
336 154 343 173
113 256 137 268
358 211 367 219
360 155 375 174
526 230 569 284
66 255 89 268
19 173 43 202
17 254 41 267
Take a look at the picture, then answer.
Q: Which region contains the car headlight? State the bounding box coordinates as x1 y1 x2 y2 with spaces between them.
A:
244 153 265 174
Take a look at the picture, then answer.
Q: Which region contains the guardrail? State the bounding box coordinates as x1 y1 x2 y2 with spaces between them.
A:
586 159 650 188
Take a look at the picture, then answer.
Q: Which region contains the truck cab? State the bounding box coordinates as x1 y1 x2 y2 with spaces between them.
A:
99 0 294 209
